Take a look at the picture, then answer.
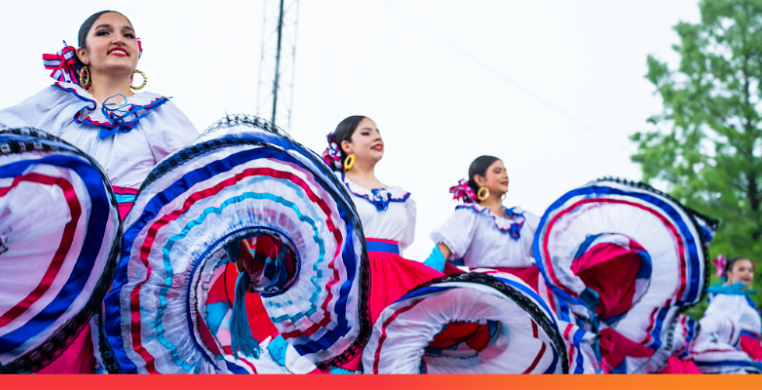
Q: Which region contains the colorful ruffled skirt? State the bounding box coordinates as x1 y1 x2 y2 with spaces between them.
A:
0 128 119 374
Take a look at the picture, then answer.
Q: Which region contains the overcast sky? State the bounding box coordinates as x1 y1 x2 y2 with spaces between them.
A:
0 0 701 260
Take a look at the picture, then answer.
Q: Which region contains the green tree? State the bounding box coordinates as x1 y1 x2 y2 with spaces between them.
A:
632 0 762 315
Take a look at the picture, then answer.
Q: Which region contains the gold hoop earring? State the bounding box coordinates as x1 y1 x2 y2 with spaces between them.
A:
344 154 355 171
79 66 91 89
477 187 489 201
131 69 147 91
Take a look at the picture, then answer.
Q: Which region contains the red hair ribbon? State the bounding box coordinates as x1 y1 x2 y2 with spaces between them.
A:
321 132 343 170
712 254 727 279
449 179 476 203
42 41 81 84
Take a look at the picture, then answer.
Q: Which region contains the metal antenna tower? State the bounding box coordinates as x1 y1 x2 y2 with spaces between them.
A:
257 0 300 131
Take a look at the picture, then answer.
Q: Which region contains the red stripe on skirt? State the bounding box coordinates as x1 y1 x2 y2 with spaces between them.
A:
129 167 344 372
0 173 81 327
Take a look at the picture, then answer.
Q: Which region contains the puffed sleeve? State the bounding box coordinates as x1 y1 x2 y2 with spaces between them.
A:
523 211 540 233
141 100 199 160
521 210 541 243
0 86 81 135
0 98 34 130
430 208 479 260
400 196 417 251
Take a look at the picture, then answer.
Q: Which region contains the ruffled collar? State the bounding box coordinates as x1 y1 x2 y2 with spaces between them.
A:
341 174 410 211
53 81 170 139
455 203 526 240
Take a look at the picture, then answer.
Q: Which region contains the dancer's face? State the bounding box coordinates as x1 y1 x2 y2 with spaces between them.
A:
77 12 139 76
727 258 754 285
474 160 509 198
342 117 384 166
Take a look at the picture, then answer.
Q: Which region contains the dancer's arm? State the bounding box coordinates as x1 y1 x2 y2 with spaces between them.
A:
423 244 452 272
234 240 257 274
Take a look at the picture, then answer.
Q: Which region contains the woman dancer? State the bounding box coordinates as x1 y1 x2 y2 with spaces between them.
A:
689 256 762 374
320 116 443 371
0 10 198 218
704 256 762 361
324 116 442 317
427 155 543 289
0 10 198 373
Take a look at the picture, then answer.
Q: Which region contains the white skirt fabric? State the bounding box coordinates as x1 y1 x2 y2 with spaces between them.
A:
0 128 119 373
362 272 568 374
103 115 370 374
534 177 717 373
473 268 600 374
671 314 698 362
691 312 762 374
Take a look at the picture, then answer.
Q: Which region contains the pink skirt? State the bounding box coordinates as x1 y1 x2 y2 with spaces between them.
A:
340 238 444 371
740 332 762 361
660 357 701 374
37 325 94 374
490 266 541 291
365 239 445 324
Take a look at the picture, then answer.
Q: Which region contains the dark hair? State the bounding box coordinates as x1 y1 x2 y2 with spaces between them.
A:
78 10 133 49
726 256 752 277
467 155 501 195
330 115 367 167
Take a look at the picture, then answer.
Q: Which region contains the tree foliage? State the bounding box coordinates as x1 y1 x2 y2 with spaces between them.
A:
632 0 762 313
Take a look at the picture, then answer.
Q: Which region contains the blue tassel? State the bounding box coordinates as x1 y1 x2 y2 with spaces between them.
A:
263 246 290 291
230 271 261 360
578 288 600 333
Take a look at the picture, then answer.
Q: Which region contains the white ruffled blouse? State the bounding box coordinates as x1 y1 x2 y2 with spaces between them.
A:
340 174 416 253
705 293 761 336
431 204 540 269
0 82 199 188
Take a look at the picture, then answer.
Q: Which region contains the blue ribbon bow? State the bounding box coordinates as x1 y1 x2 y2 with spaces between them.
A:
367 189 394 211
98 94 161 139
